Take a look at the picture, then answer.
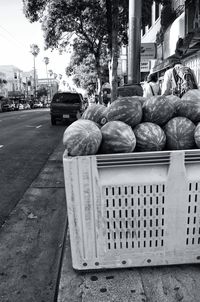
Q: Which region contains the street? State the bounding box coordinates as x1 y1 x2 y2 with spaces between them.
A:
0 109 66 227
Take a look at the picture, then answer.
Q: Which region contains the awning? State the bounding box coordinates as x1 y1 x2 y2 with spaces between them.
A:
152 30 200 74
152 55 181 73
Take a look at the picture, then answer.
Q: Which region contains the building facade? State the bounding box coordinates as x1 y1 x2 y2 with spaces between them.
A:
118 0 200 88
142 0 200 86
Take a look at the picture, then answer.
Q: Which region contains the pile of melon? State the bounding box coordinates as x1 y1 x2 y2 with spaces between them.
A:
63 89 200 156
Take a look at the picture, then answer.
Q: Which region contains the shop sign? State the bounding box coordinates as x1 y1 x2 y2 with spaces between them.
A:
141 43 156 60
140 60 151 72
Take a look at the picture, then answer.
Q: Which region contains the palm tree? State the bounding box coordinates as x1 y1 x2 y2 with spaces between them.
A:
48 69 53 99
30 44 40 101
44 57 50 101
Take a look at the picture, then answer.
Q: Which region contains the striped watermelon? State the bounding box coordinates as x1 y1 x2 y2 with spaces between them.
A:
63 119 102 156
165 95 181 106
81 104 107 126
100 121 136 154
164 117 196 150
107 97 142 128
175 99 200 123
134 122 166 152
117 95 147 107
143 95 175 125
181 89 200 100
194 123 200 148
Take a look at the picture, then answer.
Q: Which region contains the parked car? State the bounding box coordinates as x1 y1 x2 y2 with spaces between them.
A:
24 103 31 110
18 103 24 110
33 102 43 109
2 100 15 112
50 92 84 125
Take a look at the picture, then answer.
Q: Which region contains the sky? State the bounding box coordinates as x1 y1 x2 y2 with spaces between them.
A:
0 0 70 79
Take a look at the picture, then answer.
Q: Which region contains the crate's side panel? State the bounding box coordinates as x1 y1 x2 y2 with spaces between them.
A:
63 154 103 270
164 152 189 254
63 156 84 269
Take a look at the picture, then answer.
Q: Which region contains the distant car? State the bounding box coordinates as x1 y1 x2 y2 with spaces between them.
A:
24 103 31 110
18 103 24 110
2 100 15 112
50 92 84 125
33 102 43 109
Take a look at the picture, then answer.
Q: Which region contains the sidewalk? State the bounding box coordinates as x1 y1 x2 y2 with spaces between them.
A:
0 141 67 302
2 141 200 302
58 234 200 302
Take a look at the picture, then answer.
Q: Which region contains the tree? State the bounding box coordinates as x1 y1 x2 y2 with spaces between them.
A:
30 43 40 100
37 86 48 98
23 0 163 101
66 36 109 96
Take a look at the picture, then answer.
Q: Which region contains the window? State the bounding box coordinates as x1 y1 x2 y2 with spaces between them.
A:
155 3 160 21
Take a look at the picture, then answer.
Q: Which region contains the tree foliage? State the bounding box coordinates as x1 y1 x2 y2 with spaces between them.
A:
66 37 109 96
23 0 166 98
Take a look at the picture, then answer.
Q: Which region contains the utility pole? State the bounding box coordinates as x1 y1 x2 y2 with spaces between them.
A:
118 0 143 97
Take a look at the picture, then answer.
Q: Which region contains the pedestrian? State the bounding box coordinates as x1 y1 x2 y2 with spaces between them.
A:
161 58 198 97
143 73 161 98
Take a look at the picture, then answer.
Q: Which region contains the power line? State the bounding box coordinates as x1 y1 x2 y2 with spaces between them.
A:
0 24 29 50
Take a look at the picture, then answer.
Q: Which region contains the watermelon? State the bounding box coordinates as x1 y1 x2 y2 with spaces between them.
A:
143 95 175 125
194 123 200 148
81 104 107 126
165 95 181 105
63 119 102 156
164 117 196 150
100 121 136 154
181 89 200 100
134 122 166 152
175 99 200 123
107 97 142 128
117 95 147 107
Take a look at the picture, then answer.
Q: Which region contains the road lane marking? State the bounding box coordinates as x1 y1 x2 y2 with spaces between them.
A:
25 125 35 127
36 125 42 129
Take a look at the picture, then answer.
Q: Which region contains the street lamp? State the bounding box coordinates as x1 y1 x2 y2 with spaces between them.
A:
30 44 40 101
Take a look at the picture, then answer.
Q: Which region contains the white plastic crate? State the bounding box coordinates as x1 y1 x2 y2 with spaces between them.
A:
63 149 200 270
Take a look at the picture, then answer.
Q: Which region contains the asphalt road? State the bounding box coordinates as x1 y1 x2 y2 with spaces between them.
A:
0 109 66 227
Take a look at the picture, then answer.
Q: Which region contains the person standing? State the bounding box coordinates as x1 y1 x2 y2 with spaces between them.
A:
161 59 198 97
143 73 161 98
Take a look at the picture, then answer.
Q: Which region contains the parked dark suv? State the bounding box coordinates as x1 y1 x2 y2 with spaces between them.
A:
50 92 84 125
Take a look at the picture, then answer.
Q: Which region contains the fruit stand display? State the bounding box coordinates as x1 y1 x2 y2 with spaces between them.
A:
63 91 200 270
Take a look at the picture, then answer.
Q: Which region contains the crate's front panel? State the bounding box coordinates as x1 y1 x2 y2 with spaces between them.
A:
185 181 200 248
103 184 165 252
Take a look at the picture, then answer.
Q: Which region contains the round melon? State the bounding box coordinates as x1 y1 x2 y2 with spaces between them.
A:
63 119 102 156
164 117 196 150
175 99 200 123
143 95 175 125
165 94 181 105
118 96 147 107
194 123 200 148
100 121 136 154
134 122 166 152
107 97 142 128
81 104 107 126
181 89 200 100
